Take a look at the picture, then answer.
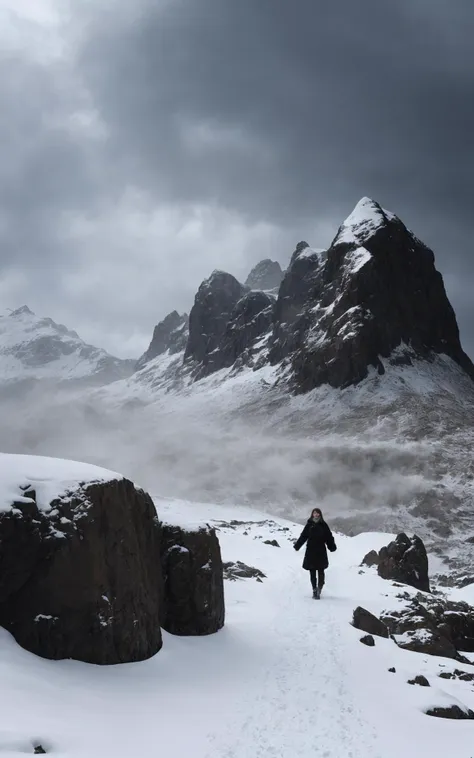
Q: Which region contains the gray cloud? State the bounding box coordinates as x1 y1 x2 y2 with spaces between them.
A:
1 0 474 357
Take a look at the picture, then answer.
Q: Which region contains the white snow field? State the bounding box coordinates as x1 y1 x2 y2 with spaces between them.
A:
0 493 473 758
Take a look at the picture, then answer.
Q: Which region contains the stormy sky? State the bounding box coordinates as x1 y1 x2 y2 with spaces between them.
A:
2 0 474 358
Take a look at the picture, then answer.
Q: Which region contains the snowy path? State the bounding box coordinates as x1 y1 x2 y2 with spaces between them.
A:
202 562 381 758
1 502 474 758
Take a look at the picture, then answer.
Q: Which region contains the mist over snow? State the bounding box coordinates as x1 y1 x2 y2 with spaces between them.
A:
0 365 465 548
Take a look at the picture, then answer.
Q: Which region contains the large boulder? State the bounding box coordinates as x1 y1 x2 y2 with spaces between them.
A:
352 606 389 638
160 523 225 636
377 533 430 592
0 454 163 664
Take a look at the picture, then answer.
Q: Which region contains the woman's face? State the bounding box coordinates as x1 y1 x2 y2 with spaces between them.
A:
312 509 321 519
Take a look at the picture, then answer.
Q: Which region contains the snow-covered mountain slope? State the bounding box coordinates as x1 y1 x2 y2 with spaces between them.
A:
1 497 473 758
0 306 134 388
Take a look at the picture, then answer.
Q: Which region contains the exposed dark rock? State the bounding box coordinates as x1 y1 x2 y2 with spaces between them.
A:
269 198 474 392
439 669 474 682
435 573 474 589
212 291 274 371
269 242 326 366
245 259 284 291
360 634 375 647
425 705 474 719
136 311 188 369
33 747 46 755
352 607 389 638
408 675 430 686
382 592 474 660
184 271 247 374
361 550 380 568
0 478 163 664
263 539 280 548
388 667 396 673
160 524 225 636
377 533 430 592
223 561 266 582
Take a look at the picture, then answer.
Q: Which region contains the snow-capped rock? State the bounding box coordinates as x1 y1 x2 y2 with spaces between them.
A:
0 453 163 664
331 196 397 246
136 310 188 370
270 198 474 391
0 306 133 387
245 259 284 291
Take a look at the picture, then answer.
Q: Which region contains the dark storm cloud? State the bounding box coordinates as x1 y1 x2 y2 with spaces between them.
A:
76 0 474 351
2 0 474 357
79 0 474 226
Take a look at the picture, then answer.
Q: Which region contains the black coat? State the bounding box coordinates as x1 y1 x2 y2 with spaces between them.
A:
294 519 336 571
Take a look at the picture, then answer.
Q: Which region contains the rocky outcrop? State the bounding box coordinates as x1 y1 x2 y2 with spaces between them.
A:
269 242 326 366
360 634 375 647
381 592 474 660
439 669 474 682
269 198 474 391
223 561 266 582
136 311 188 369
352 606 389 638
245 259 284 291
361 550 380 568
211 291 274 372
184 271 247 374
377 533 430 592
160 524 225 636
0 476 163 664
425 705 474 719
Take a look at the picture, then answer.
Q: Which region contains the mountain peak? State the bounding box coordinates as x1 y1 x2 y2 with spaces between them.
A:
332 197 397 247
245 259 284 291
10 305 34 318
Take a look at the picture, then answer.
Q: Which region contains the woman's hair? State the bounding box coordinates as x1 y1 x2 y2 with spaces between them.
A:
310 507 323 520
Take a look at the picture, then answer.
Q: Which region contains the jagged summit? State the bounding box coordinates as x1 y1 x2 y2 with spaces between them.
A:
136 311 188 370
332 197 397 247
184 270 246 368
0 306 133 386
10 305 34 317
245 259 284 291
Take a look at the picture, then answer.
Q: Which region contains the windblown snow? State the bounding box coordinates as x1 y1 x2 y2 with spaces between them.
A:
0 492 473 758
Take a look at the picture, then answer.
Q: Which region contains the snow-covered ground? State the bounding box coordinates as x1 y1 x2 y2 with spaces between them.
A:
1 495 473 758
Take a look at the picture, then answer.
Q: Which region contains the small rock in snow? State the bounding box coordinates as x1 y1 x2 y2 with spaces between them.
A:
407 675 430 687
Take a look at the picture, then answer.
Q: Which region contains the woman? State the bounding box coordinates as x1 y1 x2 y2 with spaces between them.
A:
294 508 336 598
